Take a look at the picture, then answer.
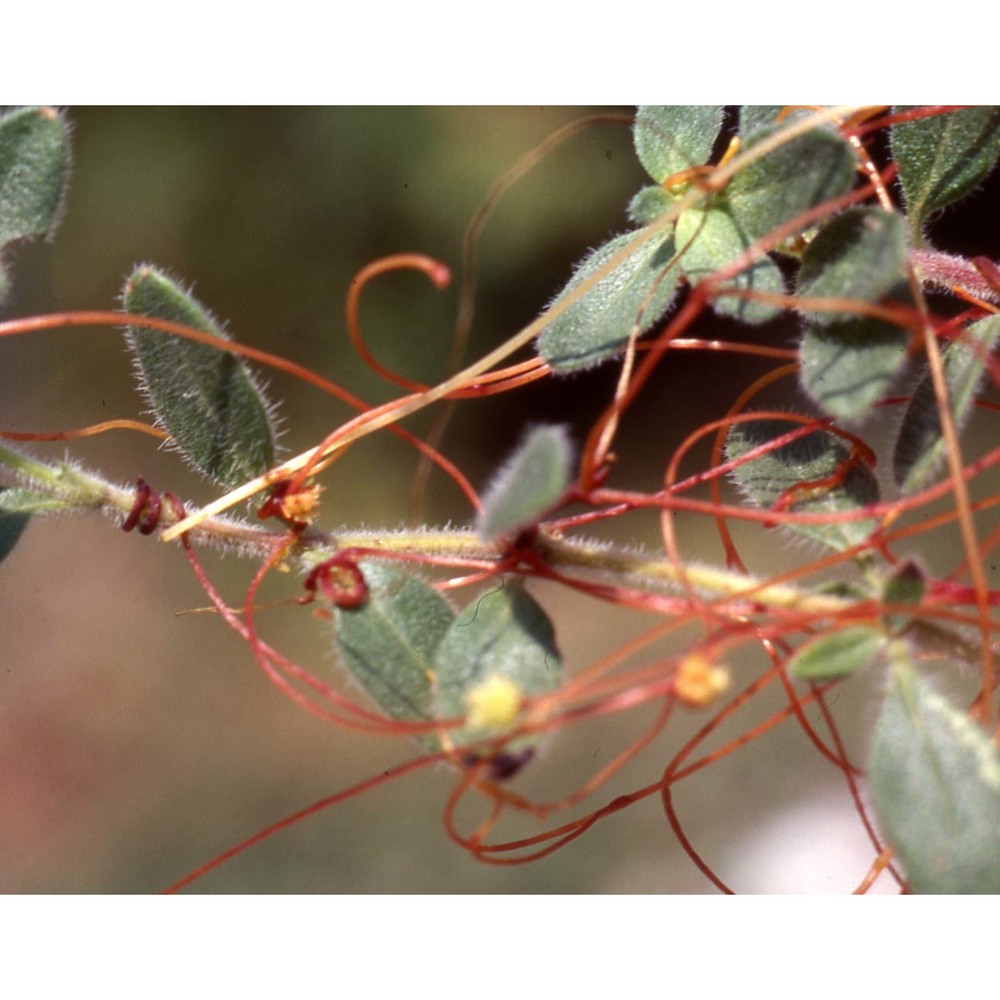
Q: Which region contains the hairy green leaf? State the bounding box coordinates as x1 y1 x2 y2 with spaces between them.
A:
725 419 880 551
675 207 783 324
788 625 885 681
123 265 276 488
633 106 723 184
434 583 562 753
797 208 909 322
800 320 910 421
869 657 1000 893
627 185 675 226
0 487 33 564
881 559 926 634
0 106 70 249
796 208 912 420
723 125 855 240
0 485 75 516
891 106 1000 235
739 106 811 138
477 425 572 542
893 314 1000 495
332 560 456 746
0 106 71 301
537 231 679 373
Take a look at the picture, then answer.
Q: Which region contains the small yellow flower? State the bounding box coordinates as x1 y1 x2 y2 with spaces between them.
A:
464 674 523 732
675 653 730 708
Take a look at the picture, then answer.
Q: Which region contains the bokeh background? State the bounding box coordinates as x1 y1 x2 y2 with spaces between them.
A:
0 107 997 892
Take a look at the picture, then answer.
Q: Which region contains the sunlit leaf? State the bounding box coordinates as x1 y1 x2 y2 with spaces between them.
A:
477 425 572 542
627 185 675 226
633 106 723 184
331 559 456 747
725 418 880 551
723 125 855 240
869 656 1000 893
434 583 562 754
891 106 1000 236
122 265 277 488
675 206 783 324
0 106 70 249
893 314 1000 494
537 231 679 372
0 106 71 301
788 625 885 681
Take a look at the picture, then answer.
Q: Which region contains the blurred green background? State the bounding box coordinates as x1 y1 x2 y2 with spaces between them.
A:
0 108 994 893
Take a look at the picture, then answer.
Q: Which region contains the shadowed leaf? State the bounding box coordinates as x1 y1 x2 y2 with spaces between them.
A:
725 419 880 551
788 625 885 681
893 314 1000 494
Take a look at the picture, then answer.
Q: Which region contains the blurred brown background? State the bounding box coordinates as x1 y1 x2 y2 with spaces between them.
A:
0 108 995 892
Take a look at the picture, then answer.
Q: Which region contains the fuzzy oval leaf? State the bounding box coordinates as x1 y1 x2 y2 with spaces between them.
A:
537 231 679 372
739 106 811 138
788 625 885 681
881 559 927 634
869 657 1000 893
723 125 855 240
477 425 572 542
123 266 276 488
331 559 456 746
797 208 909 322
0 106 70 249
434 583 562 751
891 106 1000 234
799 320 910 421
627 185 675 226
725 419 880 551
893 314 1000 494
796 210 912 421
633 106 723 184
675 207 783 324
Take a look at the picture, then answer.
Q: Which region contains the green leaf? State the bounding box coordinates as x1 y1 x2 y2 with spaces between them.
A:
477 425 572 542
800 320 911 421
633 106 723 184
0 106 71 301
122 265 277 489
626 185 675 226
788 625 885 681
797 208 909 321
891 106 1000 236
434 583 562 753
675 207 783 324
725 418 880 551
893 314 1000 495
796 209 912 420
537 231 679 372
331 559 456 746
723 125 855 240
869 656 1000 893
0 485 75 515
0 487 33 564
881 559 926 634
0 106 70 249
739 106 811 138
